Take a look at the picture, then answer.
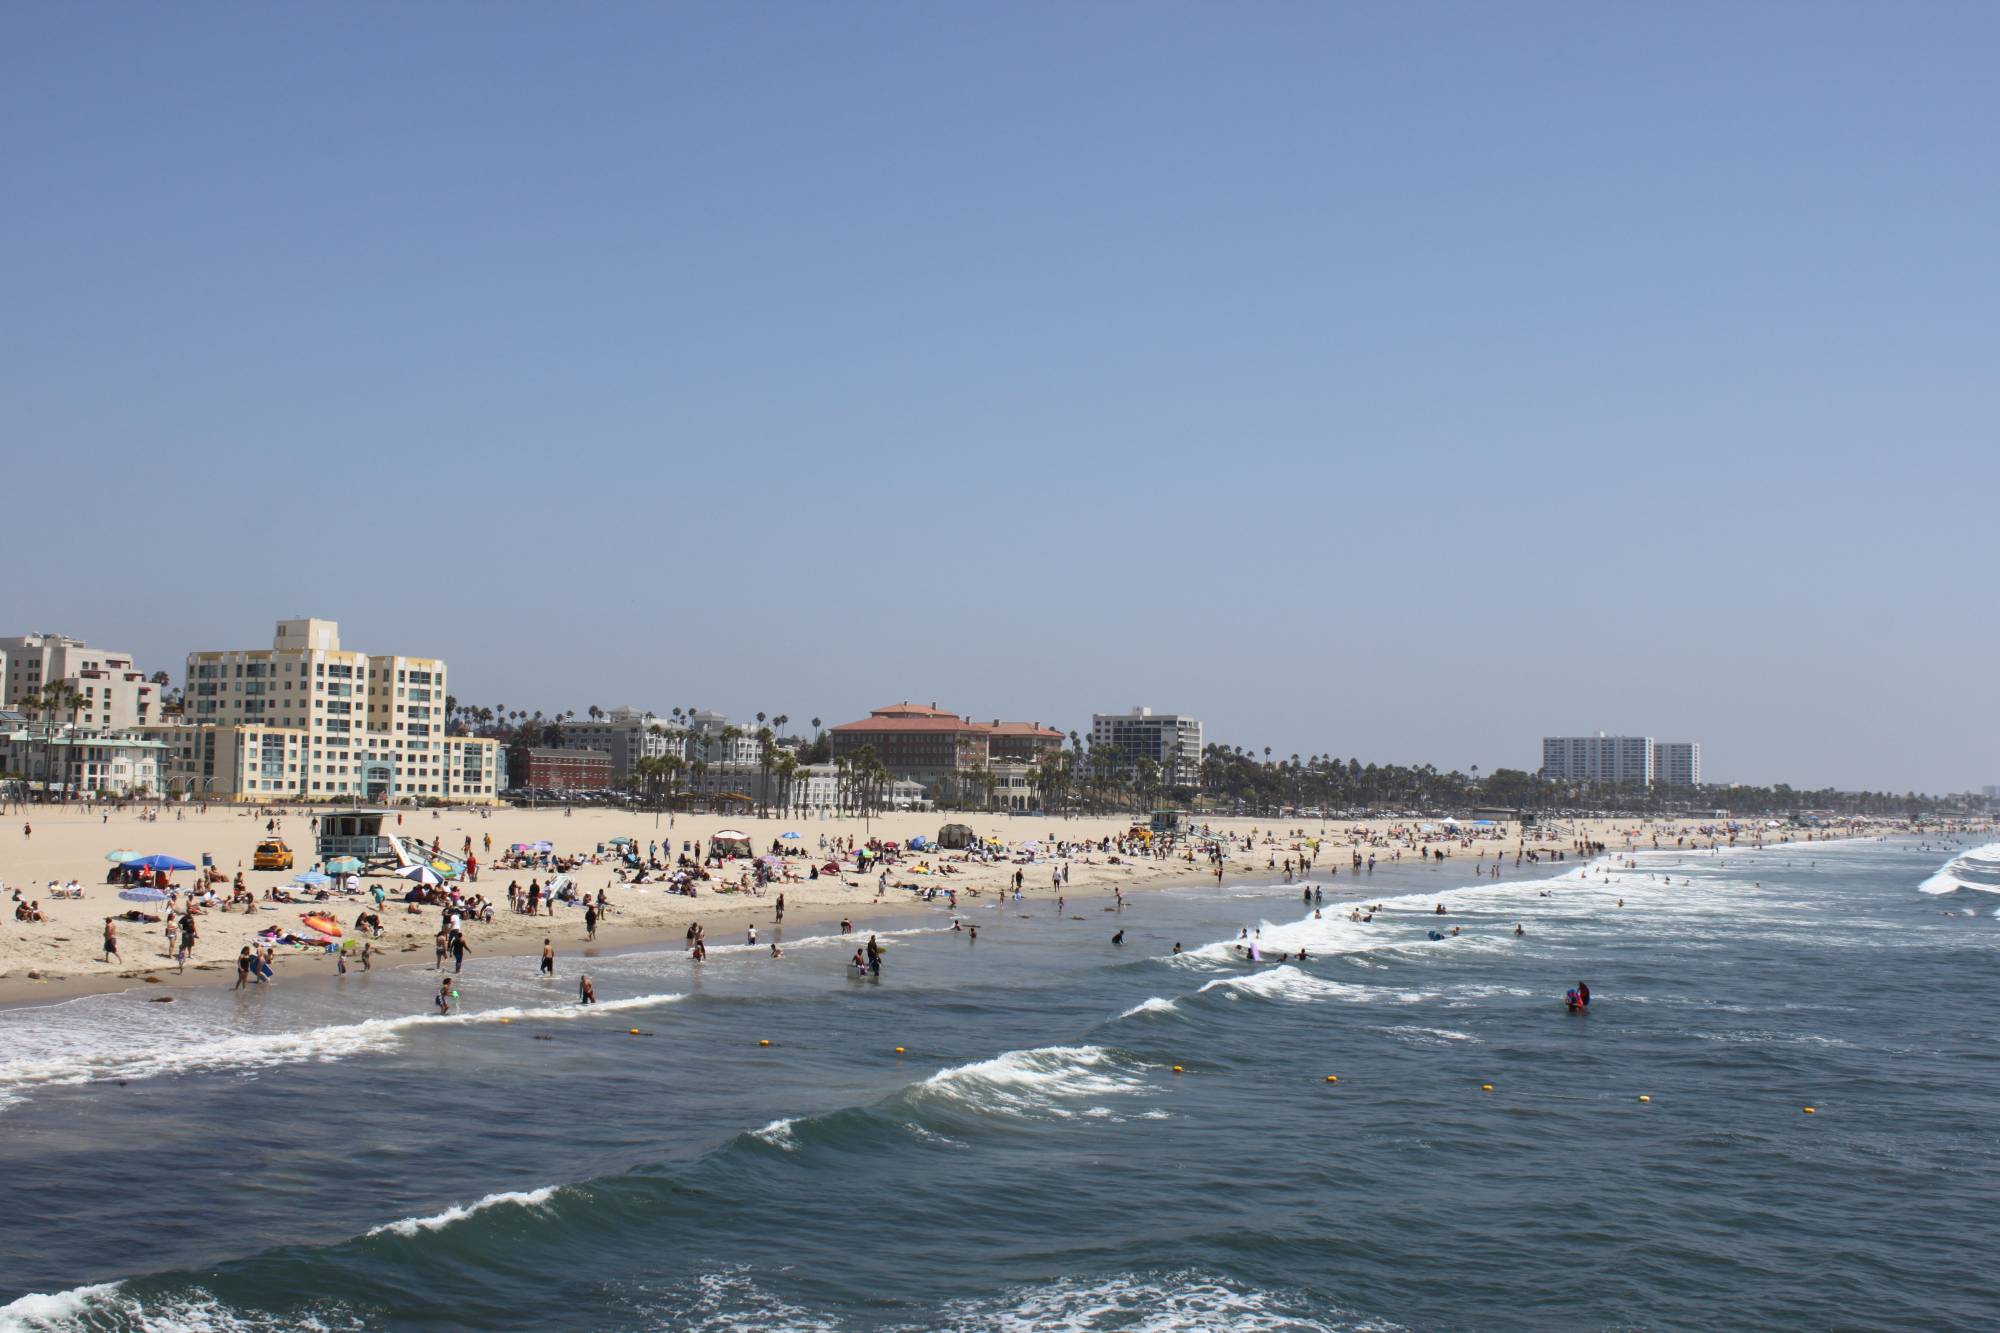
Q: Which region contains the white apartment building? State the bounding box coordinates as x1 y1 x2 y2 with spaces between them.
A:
157 618 499 803
1541 734 1655 785
1090 706 1203 790
0 633 161 730
561 707 683 781
684 710 764 767
1541 734 1704 787
791 764 929 813
1653 741 1702 788
0 722 166 799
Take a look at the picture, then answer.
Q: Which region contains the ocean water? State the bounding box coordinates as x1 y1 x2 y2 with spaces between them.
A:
2 837 1996 1331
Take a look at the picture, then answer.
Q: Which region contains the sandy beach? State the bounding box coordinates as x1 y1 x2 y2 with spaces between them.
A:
0 802 1908 1006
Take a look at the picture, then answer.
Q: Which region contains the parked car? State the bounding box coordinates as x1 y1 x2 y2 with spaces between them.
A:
253 839 294 871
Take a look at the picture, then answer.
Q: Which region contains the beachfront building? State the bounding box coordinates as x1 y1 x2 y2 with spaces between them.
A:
0 633 162 730
1540 733 1703 787
1089 706 1203 791
560 707 682 781
790 764 929 813
828 702 1064 809
683 710 763 767
509 747 613 792
1653 741 1702 788
0 722 166 799
1541 734 1655 785
168 618 500 804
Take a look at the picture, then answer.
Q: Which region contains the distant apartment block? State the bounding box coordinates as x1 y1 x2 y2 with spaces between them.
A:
0 633 161 731
1090 706 1203 790
560 707 681 781
1653 741 1702 787
1541 733 1702 787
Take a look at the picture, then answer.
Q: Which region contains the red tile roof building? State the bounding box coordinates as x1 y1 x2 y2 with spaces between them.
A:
829 702 1064 807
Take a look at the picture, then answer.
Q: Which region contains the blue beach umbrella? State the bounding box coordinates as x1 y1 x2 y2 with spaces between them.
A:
398 864 444 887
104 849 144 863
118 886 169 902
294 870 331 886
129 854 196 872
781 831 801 839
326 857 362 874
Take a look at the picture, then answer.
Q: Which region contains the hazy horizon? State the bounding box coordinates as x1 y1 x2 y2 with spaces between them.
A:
5 5 1994 793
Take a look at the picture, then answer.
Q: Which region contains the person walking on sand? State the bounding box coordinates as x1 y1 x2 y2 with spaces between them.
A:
178 912 197 974
450 929 469 973
102 917 121 964
585 901 598 941
540 937 555 977
235 945 253 990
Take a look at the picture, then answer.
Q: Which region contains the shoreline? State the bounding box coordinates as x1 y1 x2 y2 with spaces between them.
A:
2 806 1967 1010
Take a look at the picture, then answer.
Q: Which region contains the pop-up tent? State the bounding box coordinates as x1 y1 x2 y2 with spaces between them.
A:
936 823 975 850
711 828 753 858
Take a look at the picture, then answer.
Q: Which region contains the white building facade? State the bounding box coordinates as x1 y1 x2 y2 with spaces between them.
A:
1542 734 1703 787
0 633 161 731
1541 734 1655 785
0 724 166 799
162 618 499 804
1653 742 1702 787
1090 706 1203 790
560 707 682 781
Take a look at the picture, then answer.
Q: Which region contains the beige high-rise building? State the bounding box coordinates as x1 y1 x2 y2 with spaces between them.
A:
0 633 161 730
146 618 499 804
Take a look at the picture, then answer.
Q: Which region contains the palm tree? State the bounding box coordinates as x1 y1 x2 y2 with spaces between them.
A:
754 725 776 817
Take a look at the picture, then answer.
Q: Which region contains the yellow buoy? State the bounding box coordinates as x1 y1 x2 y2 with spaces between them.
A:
1481 1083 1494 1092
1172 1065 1184 1074
1325 1075 1338 1083
630 1029 641 1035
894 1046 905 1054
759 1039 771 1047
499 1018 510 1024
1803 1106 1816 1114
1638 1095 1650 1103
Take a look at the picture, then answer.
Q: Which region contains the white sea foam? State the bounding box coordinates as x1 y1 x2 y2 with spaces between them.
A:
750 1118 799 1150
0 1282 363 1332
1920 841 2000 895
0 992 683 1113
1116 996 1178 1019
1377 1025 1478 1046
931 1271 1379 1332
913 1044 1152 1121
367 1185 561 1237
0 1282 124 1333
1197 965 1404 1005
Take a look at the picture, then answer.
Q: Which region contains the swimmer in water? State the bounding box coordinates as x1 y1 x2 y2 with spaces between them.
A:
1514 924 1525 937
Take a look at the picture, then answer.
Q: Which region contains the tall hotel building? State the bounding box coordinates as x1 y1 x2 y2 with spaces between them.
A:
147 618 499 803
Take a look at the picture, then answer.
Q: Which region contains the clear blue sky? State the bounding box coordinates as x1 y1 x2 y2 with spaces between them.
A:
5 4 1994 792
